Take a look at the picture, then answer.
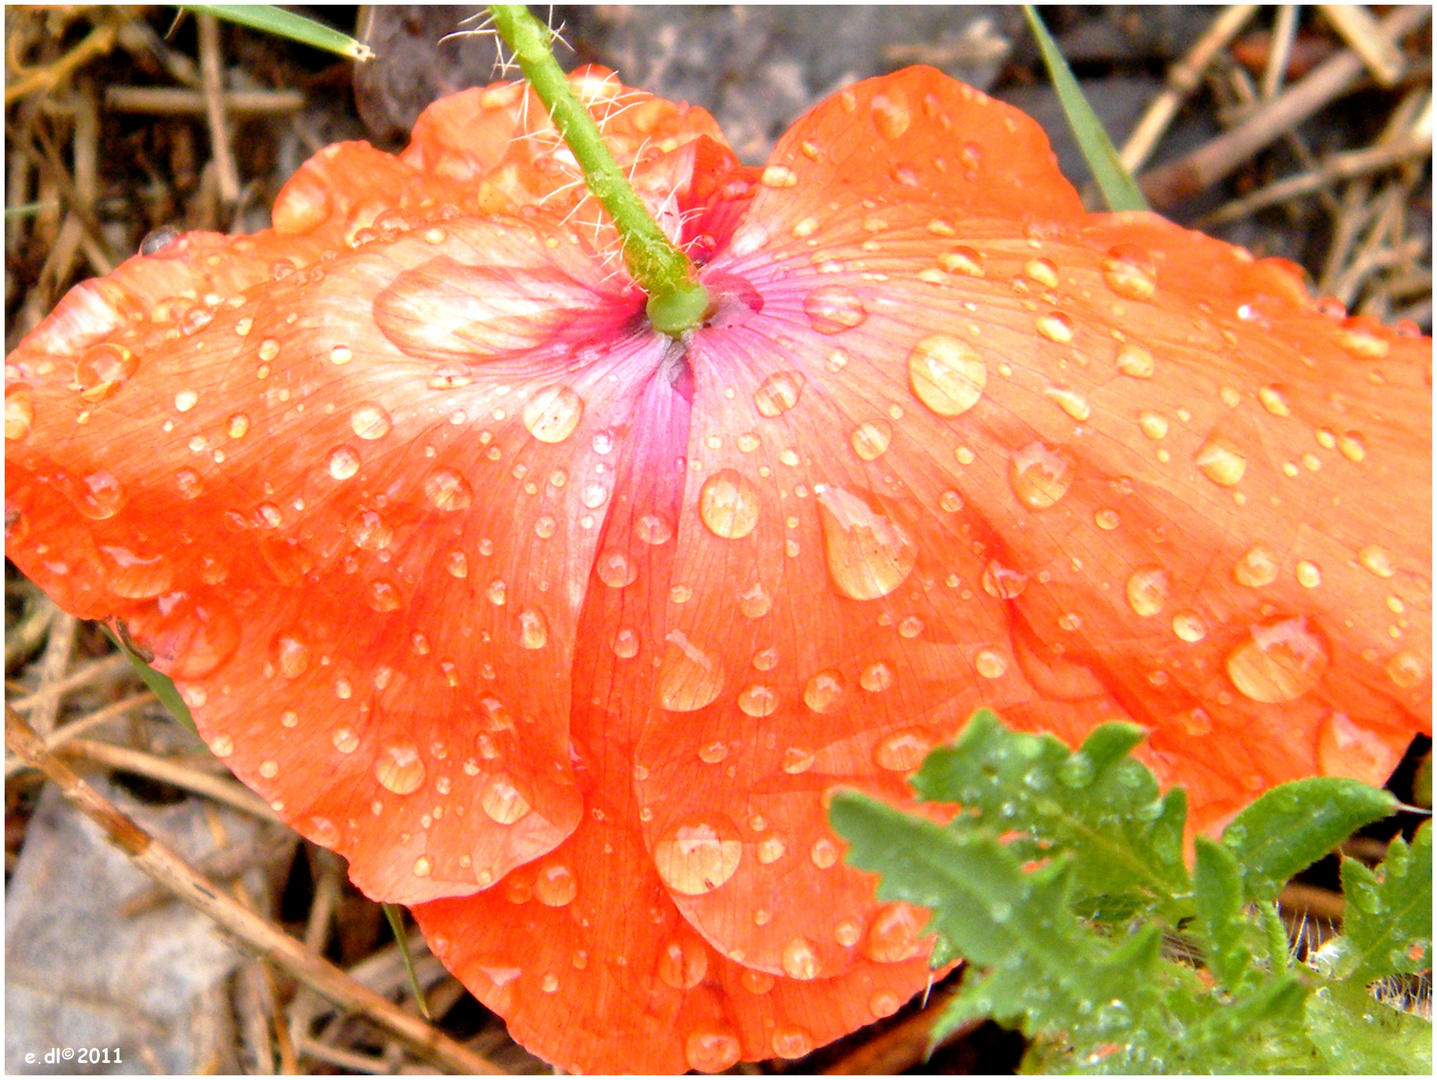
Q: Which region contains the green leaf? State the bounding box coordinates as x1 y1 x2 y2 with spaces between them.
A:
102 624 196 735
1193 836 1252 991
1021 6 1149 212
1306 982 1432 1074
912 711 1190 915
1337 823 1432 984
1221 778 1398 901
183 5 375 62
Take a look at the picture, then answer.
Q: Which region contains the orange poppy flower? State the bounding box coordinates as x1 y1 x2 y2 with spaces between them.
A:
4 66 1429 1073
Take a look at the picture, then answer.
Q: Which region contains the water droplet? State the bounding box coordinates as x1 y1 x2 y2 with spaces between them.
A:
781 746 815 774
308 816 339 847
351 403 392 440
939 490 963 512
864 903 923 962
1172 612 1206 642
699 469 760 539
754 370 805 417
871 92 911 138
738 684 779 717
1138 411 1168 440
581 481 608 509
816 486 916 600
738 582 772 619
979 560 1026 600
517 608 549 649
771 1028 814 1061
1095 508 1120 530
938 245 985 277
810 837 840 868
1009 441 1075 510
611 627 640 658
1036 311 1074 343
850 419 893 460
1386 650 1425 689
445 551 468 578
870 990 901 1018
1258 384 1290 416
326 446 360 480
1235 545 1279 587
1226 616 1328 703
897 615 924 638
74 344 139 401
656 630 724 711
1025 257 1059 289
5 387 36 442
1126 566 1169 617
70 470 126 519
1116 344 1155 378
412 854 433 877
975 649 1008 679
654 816 742 895
534 516 556 539
1045 387 1091 421
333 727 359 753
658 934 709 989
376 745 425 794
271 632 311 678
423 467 472 511
800 669 845 714
480 772 532 823
367 578 402 612
804 286 868 334
522 384 584 443
1335 325 1388 359
684 1031 740 1074
906 335 986 417
1102 246 1157 301
535 861 577 906
210 734 234 757
875 729 932 772
1337 431 1366 461
860 661 894 692
1357 545 1395 578
698 740 729 765
635 513 672 545
1195 435 1246 486
781 938 820 980
348 510 392 551
760 164 798 188
1296 560 1322 588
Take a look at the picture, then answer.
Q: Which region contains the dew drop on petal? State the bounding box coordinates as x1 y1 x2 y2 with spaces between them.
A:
738 582 772 619
803 286 867 334
803 669 846 713
1116 344 1155 379
1172 612 1206 642
810 837 840 869
982 560 1028 600
975 649 1008 679
210 734 234 757
938 246 985 277
685 1031 740 1074
351 403 392 441
781 746 815 774
1102 246 1157 300
1258 384 1290 416
375 745 425 794
423 467 472 511
446 551 468 578
517 607 549 649
870 991 902 1019
1386 650 1425 689
367 578 403 612
864 902 924 962
756 835 785 863
1024 257 1059 289
333 727 359 754
771 1028 814 1061
1009 441 1075 510
781 938 820 980
1226 617 1328 703
850 419 893 461
754 370 805 417
1235 545 1279 587
596 548 637 588
611 627 640 658
348 510 392 551
656 631 724 711
1045 387 1091 421
328 446 360 480
1036 312 1074 343
738 684 779 717
271 632 311 678
1126 566 1169 617
816 486 916 601
75 344 139 401
309 817 339 848
534 862 577 907
1357 545 1395 578
1195 435 1247 486
523 385 584 443
871 92 911 139
5 387 35 442
654 817 742 895
860 661 894 692
875 729 932 772
480 772 532 824
699 469 760 539
636 513 672 545
906 335 986 417
658 935 709 989
1295 560 1322 588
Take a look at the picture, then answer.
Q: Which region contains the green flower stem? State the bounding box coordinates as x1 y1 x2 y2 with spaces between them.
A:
487 4 709 336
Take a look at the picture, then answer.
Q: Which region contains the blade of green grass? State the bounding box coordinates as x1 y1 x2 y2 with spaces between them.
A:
183 5 375 62
1022 6 1149 212
383 904 432 1020
101 624 197 735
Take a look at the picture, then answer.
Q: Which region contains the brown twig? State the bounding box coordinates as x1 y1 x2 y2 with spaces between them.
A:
1260 5 1300 100
4 21 117 106
8 650 132 714
1138 5 1432 209
197 12 241 206
1319 3 1407 87
24 609 79 736
4 706 504 1076
104 86 306 116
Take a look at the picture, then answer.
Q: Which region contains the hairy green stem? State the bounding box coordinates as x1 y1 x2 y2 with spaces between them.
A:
487 4 709 336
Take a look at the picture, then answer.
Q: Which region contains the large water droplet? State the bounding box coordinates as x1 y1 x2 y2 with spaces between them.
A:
1235 545 1279 587
816 486 916 601
1386 650 1425 689
654 816 742 895
1195 434 1246 486
699 469 760 539
738 684 779 717
328 446 360 480
1102 246 1157 301
423 467 472 511
270 631 311 678
738 582 772 619
1126 566 1169 617
1357 545 1395 578
348 510 392 551
803 286 868 334
534 861 577 907
75 343 139 401
781 938 820 980
656 630 724 711
804 669 846 713
5 387 35 442
864 903 924 962
521 384 584 444
860 661 894 692
982 559 1028 599
636 513 672 545
517 607 549 649
658 934 709 989
754 370 805 417
351 403 392 441
907 335 986 417
1116 344 1155 378
1009 441 1075 510
684 1031 740 1074
875 729 932 772
871 92 911 139
771 1028 814 1061
596 547 637 588
480 772 532 823
850 419 893 461
1226 616 1328 703
375 745 425 794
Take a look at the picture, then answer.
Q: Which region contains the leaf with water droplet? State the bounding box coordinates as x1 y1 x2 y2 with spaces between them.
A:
1335 822 1431 985
1221 777 1398 902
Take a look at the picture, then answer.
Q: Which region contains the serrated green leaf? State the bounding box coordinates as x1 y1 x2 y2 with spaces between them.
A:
1305 982 1432 1074
183 5 375 62
1193 836 1253 991
831 789 1166 1049
912 712 1190 914
1222 778 1398 901
1338 823 1432 984
102 624 197 735
1021 5 1149 212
